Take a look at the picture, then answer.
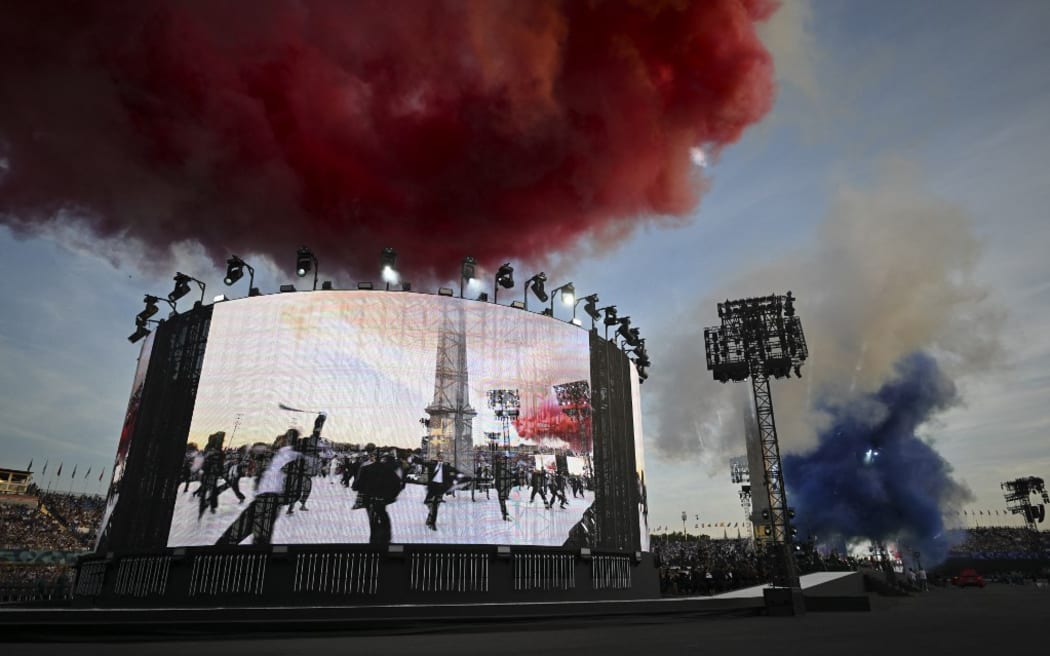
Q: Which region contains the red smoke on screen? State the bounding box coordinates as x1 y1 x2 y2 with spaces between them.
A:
513 400 592 453
0 1 777 276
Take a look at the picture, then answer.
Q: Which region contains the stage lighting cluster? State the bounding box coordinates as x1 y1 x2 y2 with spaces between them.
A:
128 272 204 343
123 245 655 385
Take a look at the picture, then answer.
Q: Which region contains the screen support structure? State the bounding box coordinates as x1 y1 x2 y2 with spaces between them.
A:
704 292 808 590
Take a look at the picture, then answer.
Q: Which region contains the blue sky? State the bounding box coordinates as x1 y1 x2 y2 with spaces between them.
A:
2 0 1049 536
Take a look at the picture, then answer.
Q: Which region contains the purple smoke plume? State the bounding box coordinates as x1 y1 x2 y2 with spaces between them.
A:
783 352 973 564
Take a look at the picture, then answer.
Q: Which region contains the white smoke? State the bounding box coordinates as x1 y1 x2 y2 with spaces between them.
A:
648 164 1003 467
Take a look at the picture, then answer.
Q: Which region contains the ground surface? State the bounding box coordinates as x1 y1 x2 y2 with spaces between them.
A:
3 583 1046 654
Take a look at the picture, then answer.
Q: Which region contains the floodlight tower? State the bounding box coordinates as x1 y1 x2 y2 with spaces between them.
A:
553 380 592 479
703 292 808 591
486 389 520 455
1001 476 1050 532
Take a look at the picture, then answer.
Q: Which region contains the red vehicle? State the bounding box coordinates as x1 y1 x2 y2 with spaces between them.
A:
952 568 985 588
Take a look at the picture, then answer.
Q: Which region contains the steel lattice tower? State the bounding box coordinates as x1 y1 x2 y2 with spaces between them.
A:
729 456 754 540
704 292 808 589
425 300 476 471
1001 476 1049 532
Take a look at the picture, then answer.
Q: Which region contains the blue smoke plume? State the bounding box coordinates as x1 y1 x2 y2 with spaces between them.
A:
783 352 972 564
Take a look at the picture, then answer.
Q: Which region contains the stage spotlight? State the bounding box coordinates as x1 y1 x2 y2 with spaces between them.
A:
460 256 477 298
461 256 477 281
438 287 454 296
602 306 619 326
477 292 489 302
168 272 205 306
224 258 243 285
381 247 399 287
547 281 574 319
128 325 151 344
136 295 160 326
493 262 514 304
462 256 477 281
559 282 575 306
381 247 398 272
496 263 514 289
321 281 333 290
510 300 525 309
525 272 548 309
583 294 601 321
224 255 258 296
295 246 319 290
296 247 313 277
168 273 191 302
616 317 633 342
626 327 642 347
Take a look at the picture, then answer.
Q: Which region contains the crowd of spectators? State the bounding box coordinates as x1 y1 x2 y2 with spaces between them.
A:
947 527 1050 559
0 564 74 602
1 491 104 597
0 493 104 552
653 535 872 596
37 493 106 546
1 503 86 551
653 526 1050 596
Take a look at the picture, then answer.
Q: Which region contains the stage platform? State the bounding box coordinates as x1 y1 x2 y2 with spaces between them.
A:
0 571 866 640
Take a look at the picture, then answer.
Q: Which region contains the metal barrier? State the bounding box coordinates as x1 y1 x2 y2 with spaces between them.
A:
188 553 266 597
113 555 171 597
592 555 632 590
409 552 489 592
513 552 575 591
74 561 107 597
292 552 379 595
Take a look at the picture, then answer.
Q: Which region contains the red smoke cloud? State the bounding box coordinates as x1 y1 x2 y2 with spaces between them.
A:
513 400 592 453
0 1 777 276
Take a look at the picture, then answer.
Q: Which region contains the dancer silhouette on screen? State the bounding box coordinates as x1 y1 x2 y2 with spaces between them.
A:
549 470 568 509
339 454 359 488
216 430 302 546
287 412 325 513
529 468 549 508
197 432 226 519
352 443 404 545
216 444 247 503
424 453 462 531
495 456 513 521
180 443 198 493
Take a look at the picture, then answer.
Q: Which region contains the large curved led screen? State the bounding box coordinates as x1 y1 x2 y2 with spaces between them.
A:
166 292 643 549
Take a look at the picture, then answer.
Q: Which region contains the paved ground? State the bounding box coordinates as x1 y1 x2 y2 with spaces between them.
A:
5 583 1046 654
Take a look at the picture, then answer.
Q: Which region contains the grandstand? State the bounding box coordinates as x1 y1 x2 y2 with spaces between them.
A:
0 490 104 603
